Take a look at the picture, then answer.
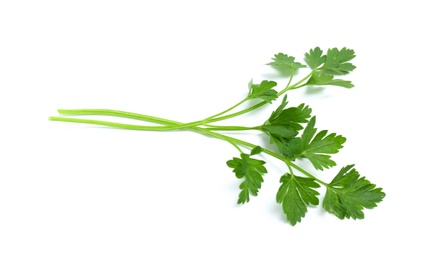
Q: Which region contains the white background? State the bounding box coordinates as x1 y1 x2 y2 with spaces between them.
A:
1 0 445 259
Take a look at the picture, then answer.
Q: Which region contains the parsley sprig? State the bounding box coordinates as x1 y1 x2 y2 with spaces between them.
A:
50 47 385 226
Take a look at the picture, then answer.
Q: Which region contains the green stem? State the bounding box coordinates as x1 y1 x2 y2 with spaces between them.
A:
193 127 244 153
205 71 313 124
280 71 313 93
214 131 327 186
55 109 260 132
55 71 313 132
200 98 248 121
286 70 295 89
57 109 207 131
49 116 180 131
50 115 326 186
202 125 259 131
58 109 180 126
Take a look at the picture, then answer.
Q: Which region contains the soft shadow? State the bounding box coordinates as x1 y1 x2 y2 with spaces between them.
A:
305 85 325 95
262 67 295 78
261 71 296 80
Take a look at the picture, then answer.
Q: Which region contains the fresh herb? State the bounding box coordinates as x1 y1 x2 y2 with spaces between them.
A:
49 47 385 226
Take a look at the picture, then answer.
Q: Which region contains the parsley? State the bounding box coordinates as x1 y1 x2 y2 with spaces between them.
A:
323 165 385 219
285 116 346 170
226 147 267 204
268 53 306 74
49 47 385 226
261 95 312 140
247 80 278 103
276 174 320 225
305 47 356 88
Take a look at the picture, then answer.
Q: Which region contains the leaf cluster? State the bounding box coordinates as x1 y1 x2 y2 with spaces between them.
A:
285 116 346 170
247 80 278 103
260 95 311 146
226 48 384 225
261 98 345 171
268 53 306 74
323 165 386 219
226 147 267 204
277 165 384 225
304 47 356 88
233 92 384 225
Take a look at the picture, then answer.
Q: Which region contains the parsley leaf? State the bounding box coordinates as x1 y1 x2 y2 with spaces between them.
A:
226 153 267 204
304 47 326 70
276 173 320 225
320 47 356 75
323 165 386 219
268 53 306 74
261 95 312 140
260 96 312 158
288 116 346 170
250 145 263 155
306 71 354 88
304 47 356 88
247 80 278 103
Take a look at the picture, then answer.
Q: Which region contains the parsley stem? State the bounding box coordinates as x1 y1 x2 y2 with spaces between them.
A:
55 109 258 132
200 98 248 121
210 132 328 186
286 70 295 89
56 109 260 132
281 71 313 92
206 101 265 123
50 116 244 153
49 114 327 186
55 71 313 132
202 125 258 131
57 109 180 126
286 162 294 174
49 116 180 131
205 71 313 124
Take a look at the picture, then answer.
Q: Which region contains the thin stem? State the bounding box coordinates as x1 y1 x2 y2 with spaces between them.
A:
200 98 248 121
206 101 265 123
286 161 294 174
49 116 181 131
57 109 206 131
202 125 259 131
206 71 314 124
194 127 243 153
215 132 327 185
55 71 314 132
56 109 260 132
280 71 313 93
50 114 327 186
58 109 180 126
285 69 295 89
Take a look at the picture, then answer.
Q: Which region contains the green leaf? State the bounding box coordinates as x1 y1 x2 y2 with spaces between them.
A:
304 47 326 70
276 173 320 225
268 53 306 73
267 94 289 121
226 153 267 204
306 71 354 88
267 136 294 159
323 165 385 219
320 47 356 75
261 95 312 140
250 146 263 155
247 80 278 103
288 116 346 170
